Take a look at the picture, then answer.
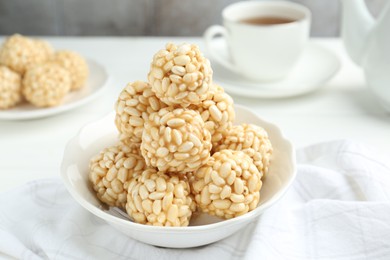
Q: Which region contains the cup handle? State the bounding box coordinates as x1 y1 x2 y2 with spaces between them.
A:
204 25 237 71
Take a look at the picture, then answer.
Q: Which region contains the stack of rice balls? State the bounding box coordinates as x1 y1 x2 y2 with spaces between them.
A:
89 43 273 227
0 34 88 109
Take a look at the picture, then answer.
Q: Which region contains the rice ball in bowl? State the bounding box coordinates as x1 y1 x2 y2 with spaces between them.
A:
148 43 213 107
141 107 212 173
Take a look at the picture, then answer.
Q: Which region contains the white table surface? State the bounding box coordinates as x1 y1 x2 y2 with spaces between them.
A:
0 37 389 193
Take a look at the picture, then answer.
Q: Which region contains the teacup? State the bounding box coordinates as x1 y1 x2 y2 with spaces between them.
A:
204 1 311 82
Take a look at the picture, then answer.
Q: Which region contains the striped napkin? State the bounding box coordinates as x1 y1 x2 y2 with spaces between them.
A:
1 140 390 260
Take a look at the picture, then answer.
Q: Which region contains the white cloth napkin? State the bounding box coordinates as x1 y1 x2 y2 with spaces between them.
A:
1 140 390 260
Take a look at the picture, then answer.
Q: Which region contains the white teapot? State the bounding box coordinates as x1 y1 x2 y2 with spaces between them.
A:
341 0 390 110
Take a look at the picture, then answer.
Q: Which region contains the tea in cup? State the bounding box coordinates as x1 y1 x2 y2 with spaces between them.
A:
204 1 311 81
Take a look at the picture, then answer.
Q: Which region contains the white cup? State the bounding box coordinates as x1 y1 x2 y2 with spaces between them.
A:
204 1 311 81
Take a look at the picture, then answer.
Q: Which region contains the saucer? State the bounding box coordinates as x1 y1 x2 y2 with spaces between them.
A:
206 39 340 98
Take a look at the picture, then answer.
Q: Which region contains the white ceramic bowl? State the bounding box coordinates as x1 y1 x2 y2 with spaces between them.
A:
60 105 296 248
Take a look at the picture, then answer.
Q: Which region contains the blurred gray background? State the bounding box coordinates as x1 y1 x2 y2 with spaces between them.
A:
0 0 386 37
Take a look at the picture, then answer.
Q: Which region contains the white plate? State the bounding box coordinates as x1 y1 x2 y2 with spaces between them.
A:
60 104 296 248
0 59 109 120
208 40 340 98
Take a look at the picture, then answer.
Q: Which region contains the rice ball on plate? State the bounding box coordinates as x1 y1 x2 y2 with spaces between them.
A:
0 34 53 74
52 50 89 90
22 63 71 107
0 66 22 109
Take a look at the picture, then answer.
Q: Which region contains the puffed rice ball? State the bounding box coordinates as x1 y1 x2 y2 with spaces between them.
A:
89 143 147 208
141 107 212 173
35 39 54 58
214 124 273 176
148 43 213 107
115 81 167 143
126 168 196 226
0 66 22 109
22 63 71 107
0 34 53 74
191 149 262 219
190 84 235 147
53 50 88 90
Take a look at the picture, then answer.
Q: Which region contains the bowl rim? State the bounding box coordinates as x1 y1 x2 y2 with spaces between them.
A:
60 104 297 233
